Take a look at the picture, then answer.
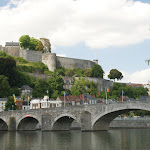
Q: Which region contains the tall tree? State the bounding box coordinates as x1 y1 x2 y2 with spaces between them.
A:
5 96 17 111
29 38 38 50
71 78 99 96
91 64 104 78
47 71 64 98
19 35 30 49
32 79 49 98
108 69 123 81
0 75 11 97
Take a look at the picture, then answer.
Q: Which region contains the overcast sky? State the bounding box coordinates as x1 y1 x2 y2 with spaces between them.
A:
0 0 150 84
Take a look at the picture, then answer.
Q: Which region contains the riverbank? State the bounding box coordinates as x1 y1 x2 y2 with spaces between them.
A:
71 117 150 129
109 117 150 129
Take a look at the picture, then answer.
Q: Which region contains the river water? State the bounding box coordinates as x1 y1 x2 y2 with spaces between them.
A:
1 129 150 150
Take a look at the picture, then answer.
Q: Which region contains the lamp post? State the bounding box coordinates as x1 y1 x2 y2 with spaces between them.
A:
46 90 49 108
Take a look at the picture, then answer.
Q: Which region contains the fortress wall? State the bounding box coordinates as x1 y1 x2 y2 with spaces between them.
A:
4 46 20 57
20 49 42 62
0 45 4 51
75 77 113 91
42 53 56 71
56 56 96 70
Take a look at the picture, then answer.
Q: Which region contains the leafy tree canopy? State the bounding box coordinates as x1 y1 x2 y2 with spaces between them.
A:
0 75 11 97
47 71 64 99
29 38 38 50
19 35 30 49
91 64 104 78
32 78 49 98
71 78 99 97
5 96 17 111
108 69 123 81
19 35 44 52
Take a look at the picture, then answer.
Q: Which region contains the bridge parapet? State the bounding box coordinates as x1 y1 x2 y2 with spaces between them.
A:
0 101 150 131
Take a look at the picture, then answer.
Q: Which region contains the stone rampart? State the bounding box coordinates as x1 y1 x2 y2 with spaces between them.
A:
42 53 56 71
56 56 96 70
4 46 20 57
20 49 42 62
1 44 98 71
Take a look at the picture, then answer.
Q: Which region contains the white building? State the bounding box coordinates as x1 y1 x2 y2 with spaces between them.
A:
0 98 8 111
30 99 41 109
30 96 62 109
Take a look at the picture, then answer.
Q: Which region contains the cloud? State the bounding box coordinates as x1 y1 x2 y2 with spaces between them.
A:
0 0 150 49
105 68 150 84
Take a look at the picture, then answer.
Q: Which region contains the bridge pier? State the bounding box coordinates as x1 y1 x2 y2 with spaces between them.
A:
8 117 16 131
41 115 52 131
81 111 92 131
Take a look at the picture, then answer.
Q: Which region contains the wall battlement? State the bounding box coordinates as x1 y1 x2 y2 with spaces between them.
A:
0 43 98 71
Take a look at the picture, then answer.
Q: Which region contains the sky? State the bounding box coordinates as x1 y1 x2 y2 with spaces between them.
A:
0 0 150 84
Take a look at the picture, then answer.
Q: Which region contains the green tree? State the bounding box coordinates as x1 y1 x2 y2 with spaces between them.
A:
19 35 30 49
55 67 66 76
29 38 38 50
5 96 17 111
0 75 11 97
91 64 104 78
71 78 99 96
32 79 49 98
108 69 123 81
0 54 17 86
47 71 64 99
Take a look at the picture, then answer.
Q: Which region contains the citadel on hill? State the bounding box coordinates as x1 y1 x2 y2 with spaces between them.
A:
0 41 113 91
0 42 98 72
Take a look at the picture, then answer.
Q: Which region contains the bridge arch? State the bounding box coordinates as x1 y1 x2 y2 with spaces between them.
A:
0 118 8 130
92 104 150 131
17 114 41 131
52 113 79 131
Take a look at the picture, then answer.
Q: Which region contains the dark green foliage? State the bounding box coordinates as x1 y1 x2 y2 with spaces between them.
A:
32 79 49 98
55 67 66 76
0 75 11 97
99 82 148 100
10 87 21 96
108 69 123 81
0 53 17 86
91 64 104 78
29 38 38 50
5 96 17 111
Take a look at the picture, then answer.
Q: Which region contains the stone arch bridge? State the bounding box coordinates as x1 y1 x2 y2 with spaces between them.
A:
0 101 149 131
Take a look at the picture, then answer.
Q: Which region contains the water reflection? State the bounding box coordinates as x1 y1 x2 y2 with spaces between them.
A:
0 129 150 150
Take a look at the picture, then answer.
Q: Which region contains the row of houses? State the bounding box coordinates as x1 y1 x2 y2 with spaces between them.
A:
0 94 102 111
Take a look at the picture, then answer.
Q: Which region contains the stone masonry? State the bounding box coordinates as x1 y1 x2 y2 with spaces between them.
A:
0 101 149 131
